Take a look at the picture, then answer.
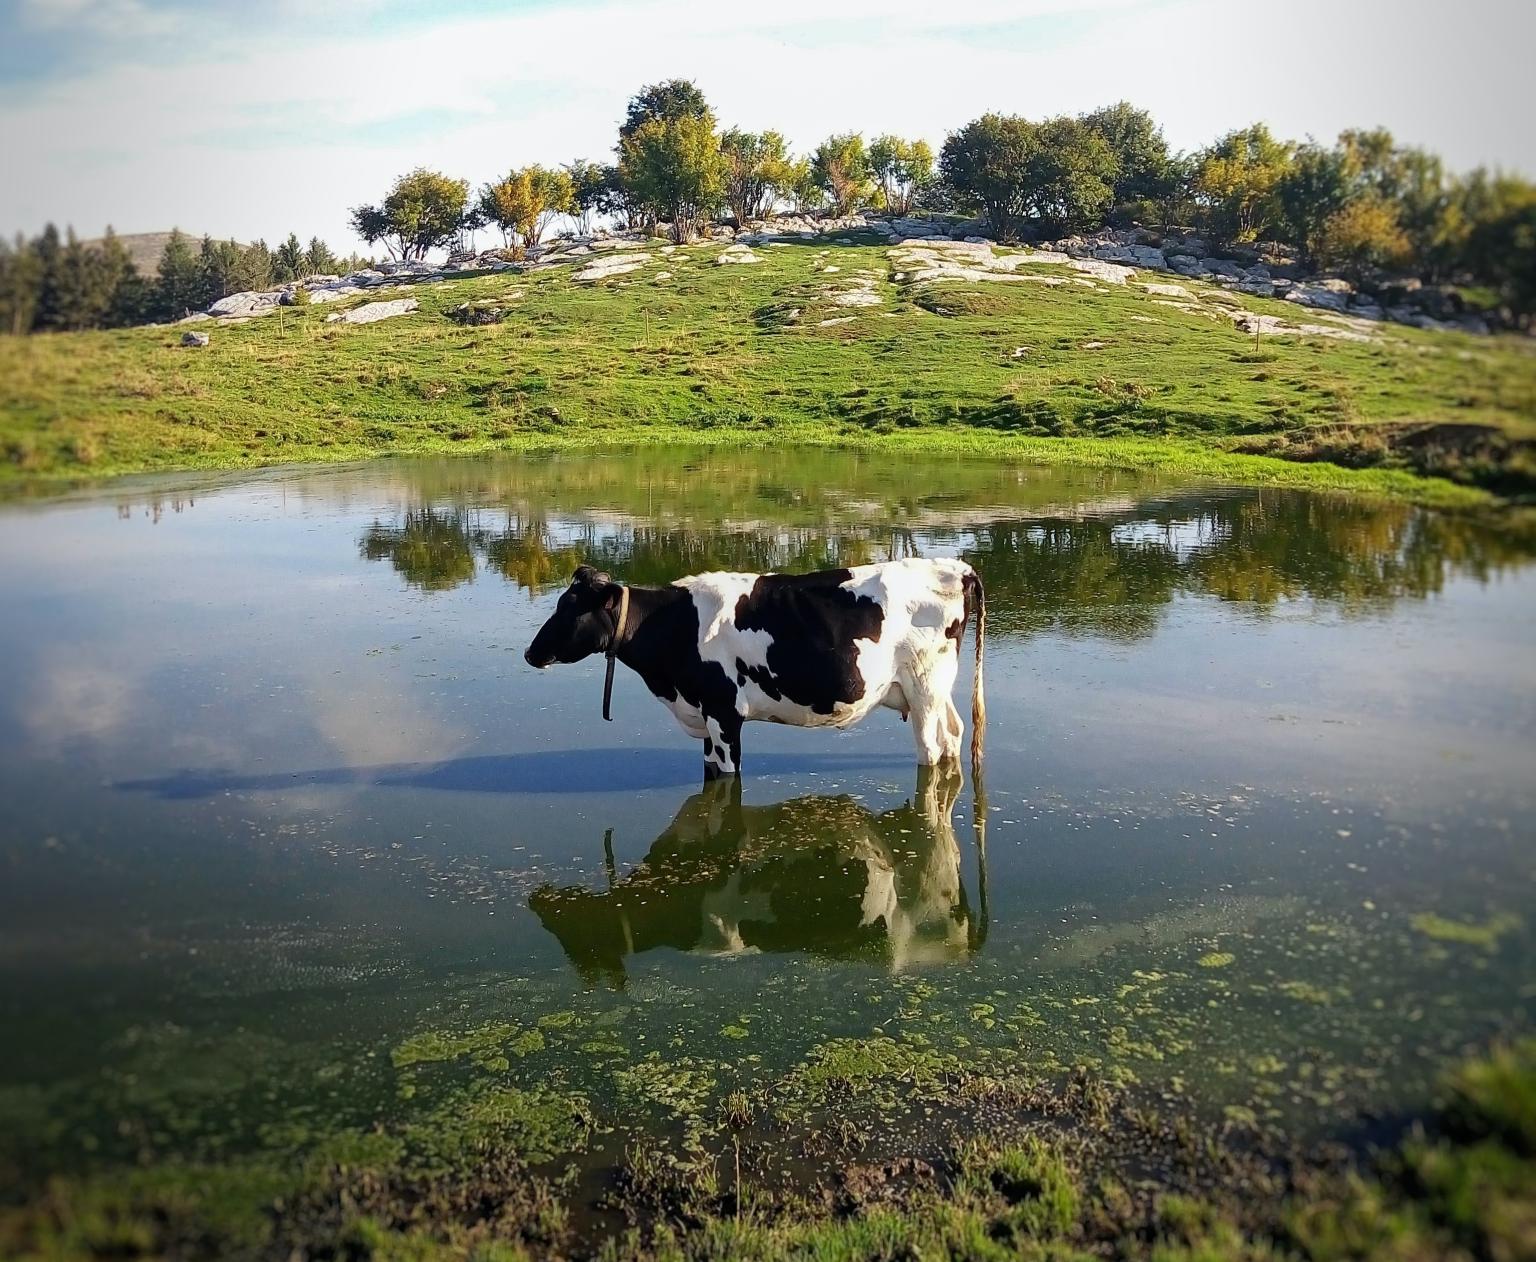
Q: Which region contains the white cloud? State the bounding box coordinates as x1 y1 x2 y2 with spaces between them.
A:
1 0 1530 251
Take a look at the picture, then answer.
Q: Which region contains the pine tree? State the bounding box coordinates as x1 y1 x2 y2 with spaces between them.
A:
305 236 337 275
155 229 206 320
232 240 274 291
0 233 44 335
32 224 64 330
275 232 306 282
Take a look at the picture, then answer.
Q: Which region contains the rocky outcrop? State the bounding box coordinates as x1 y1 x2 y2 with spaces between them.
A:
178 212 1494 338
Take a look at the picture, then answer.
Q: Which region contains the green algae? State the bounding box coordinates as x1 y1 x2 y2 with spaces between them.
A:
1410 911 1523 950
1198 952 1236 968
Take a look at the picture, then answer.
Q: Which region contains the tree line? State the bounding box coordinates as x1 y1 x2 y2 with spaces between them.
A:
0 227 364 335
4 78 1533 333
347 80 1533 326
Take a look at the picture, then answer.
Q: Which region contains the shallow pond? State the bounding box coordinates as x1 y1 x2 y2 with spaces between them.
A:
1 447 1533 1199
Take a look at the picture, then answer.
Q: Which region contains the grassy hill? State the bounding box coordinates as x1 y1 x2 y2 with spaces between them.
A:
81 230 244 276
3 231 1533 502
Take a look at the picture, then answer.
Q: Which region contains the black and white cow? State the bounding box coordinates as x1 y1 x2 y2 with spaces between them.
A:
524 558 985 779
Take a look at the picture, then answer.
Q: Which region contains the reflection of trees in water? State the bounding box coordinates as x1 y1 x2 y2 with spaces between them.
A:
357 490 1534 636
969 493 1536 638
530 769 982 986
359 509 479 592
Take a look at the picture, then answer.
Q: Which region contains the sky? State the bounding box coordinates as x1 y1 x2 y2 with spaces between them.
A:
2 0 1532 254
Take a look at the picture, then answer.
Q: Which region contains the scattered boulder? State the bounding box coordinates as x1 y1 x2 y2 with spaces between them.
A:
717 244 762 265
180 331 209 347
573 254 650 282
326 298 419 325
1285 281 1352 313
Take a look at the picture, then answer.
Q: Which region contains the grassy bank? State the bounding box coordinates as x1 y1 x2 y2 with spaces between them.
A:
6 1037 1533 1261
2 234 1532 504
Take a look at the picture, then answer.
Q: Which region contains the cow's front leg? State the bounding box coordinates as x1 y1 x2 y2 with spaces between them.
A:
702 713 743 781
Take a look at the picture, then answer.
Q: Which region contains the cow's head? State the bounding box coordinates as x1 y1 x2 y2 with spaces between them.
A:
524 565 624 668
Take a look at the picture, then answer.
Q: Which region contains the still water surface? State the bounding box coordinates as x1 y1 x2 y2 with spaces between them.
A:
1 448 1533 1186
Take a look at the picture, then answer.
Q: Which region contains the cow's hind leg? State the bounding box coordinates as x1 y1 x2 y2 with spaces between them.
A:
907 684 948 767
908 647 963 766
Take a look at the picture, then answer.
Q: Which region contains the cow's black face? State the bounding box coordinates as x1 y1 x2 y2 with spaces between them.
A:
524 566 621 668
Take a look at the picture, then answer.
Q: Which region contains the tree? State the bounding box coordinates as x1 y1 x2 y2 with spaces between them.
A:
1022 116 1116 234
1389 148 1456 280
811 133 872 216
1080 102 1170 205
1191 124 1293 243
619 79 710 144
940 114 1037 241
1278 142 1353 265
274 233 307 282
196 237 242 303
232 240 274 292
0 233 43 335
719 128 792 223
479 166 576 247
349 168 470 261
620 112 727 242
1316 196 1410 281
786 157 822 213
305 236 338 275
1462 176 1536 328
565 159 607 235
868 135 934 216
155 229 207 319
595 164 641 229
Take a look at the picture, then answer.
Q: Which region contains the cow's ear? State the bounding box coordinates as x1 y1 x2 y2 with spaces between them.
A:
572 564 607 588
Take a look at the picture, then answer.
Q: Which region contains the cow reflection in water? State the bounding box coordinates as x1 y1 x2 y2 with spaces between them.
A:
530 767 986 986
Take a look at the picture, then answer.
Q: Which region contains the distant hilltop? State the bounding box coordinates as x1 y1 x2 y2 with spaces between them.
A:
82 231 247 276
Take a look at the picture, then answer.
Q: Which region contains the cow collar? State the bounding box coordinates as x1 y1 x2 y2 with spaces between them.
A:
601 584 630 722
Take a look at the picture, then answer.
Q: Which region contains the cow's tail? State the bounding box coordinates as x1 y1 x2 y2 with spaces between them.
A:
964 566 986 777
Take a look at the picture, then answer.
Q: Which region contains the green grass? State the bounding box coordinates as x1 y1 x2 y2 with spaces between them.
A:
1 237 1532 503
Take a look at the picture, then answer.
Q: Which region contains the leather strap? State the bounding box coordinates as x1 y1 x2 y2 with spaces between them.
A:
601 585 629 722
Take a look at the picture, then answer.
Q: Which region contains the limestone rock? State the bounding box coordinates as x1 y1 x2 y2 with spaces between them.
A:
180 331 210 347
326 298 419 324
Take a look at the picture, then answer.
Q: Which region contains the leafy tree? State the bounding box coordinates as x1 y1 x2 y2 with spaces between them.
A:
786 157 822 213
1389 148 1456 280
1279 142 1353 265
1192 124 1293 243
349 168 470 261
1080 101 1170 205
155 229 207 319
868 135 934 216
595 164 642 228
719 128 793 223
305 237 338 275
1316 196 1410 281
565 159 607 235
620 112 726 242
940 114 1037 241
811 133 872 216
274 233 307 282
619 79 709 144
479 166 576 247
1023 116 1116 233
1462 176 1536 328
